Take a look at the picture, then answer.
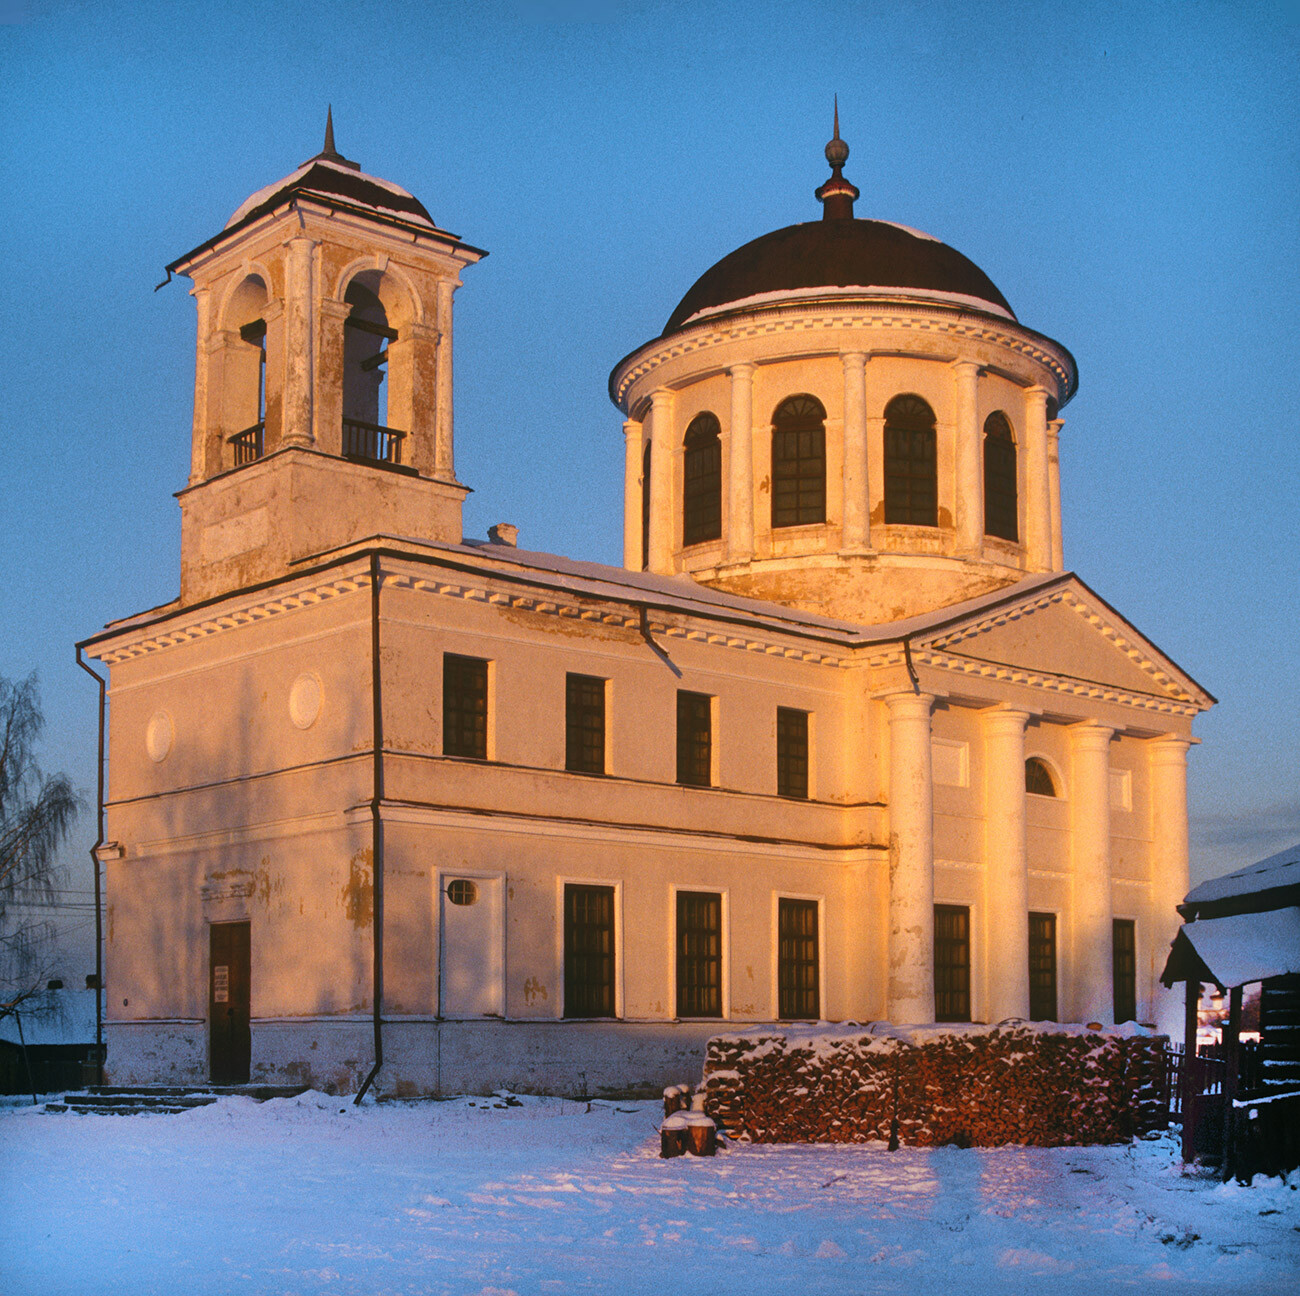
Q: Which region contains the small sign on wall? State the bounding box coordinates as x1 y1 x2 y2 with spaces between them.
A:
213 965 229 1004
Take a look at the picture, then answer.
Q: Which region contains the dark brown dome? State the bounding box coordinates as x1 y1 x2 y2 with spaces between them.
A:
662 218 1015 335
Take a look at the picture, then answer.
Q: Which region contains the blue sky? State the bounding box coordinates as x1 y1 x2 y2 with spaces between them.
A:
1 0 1297 970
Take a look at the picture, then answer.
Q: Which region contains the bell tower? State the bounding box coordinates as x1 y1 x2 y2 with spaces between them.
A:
169 114 486 604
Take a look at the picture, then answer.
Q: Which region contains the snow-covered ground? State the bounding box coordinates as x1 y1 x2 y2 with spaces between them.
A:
2 1093 1297 1295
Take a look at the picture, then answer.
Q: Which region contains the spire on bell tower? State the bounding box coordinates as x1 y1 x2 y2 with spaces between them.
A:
308 105 361 171
815 97 859 221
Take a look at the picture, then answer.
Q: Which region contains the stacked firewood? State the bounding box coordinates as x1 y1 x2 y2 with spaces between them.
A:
699 1025 1168 1147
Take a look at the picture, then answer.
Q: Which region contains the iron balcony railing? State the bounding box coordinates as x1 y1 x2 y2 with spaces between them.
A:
343 418 406 466
228 423 264 466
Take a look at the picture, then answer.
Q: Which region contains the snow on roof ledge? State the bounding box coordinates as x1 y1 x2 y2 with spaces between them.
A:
1185 842 1300 906
1168 907 1300 989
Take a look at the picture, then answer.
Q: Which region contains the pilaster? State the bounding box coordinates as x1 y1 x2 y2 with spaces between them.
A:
727 364 755 563
1048 418 1064 571
1024 386 1052 572
841 351 870 553
282 236 317 449
952 360 982 556
434 277 456 480
1149 735 1193 1036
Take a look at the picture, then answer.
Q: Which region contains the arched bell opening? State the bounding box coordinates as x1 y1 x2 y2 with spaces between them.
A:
983 410 1018 543
342 279 401 465
219 274 270 472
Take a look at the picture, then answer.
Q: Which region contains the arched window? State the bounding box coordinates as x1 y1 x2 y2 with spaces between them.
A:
682 413 722 545
884 395 937 526
1025 757 1057 797
343 281 400 463
771 395 826 528
641 441 651 571
983 411 1018 542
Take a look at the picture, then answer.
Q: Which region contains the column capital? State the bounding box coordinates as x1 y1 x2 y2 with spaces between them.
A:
950 358 981 376
1147 733 1195 762
980 704 1034 733
840 349 868 365
727 361 755 379
650 387 675 407
1048 417 1065 440
883 690 936 719
622 418 643 441
1069 720 1115 750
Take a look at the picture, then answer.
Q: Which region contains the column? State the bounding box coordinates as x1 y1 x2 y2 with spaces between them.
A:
1149 734 1193 1038
1070 721 1114 1023
386 321 440 473
1048 418 1065 571
622 418 644 571
1023 386 1052 571
647 388 675 575
982 707 1031 1020
727 364 754 563
312 298 350 459
281 236 316 449
952 360 982 555
886 691 937 1024
841 351 870 552
434 277 456 479
189 288 212 485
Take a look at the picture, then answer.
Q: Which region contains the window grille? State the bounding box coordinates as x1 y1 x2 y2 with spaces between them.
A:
683 413 722 546
1112 919 1137 1024
443 654 488 759
778 898 819 1019
771 395 827 528
1029 912 1057 1021
565 674 606 775
1025 757 1057 797
884 395 938 526
776 707 809 799
676 891 722 1017
564 884 615 1017
934 904 971 1022
676 691 712 787
983 411 1018 542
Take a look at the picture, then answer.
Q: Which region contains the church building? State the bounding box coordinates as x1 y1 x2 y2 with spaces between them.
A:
80 117 1213 1096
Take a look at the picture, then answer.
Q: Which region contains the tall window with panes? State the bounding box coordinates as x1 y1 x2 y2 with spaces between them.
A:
676 691 712 787
934 904 971 1022
565 674 606 774
1028 912 1057 1021
771 395 827 527
778 897 819 1019
776 707 809 799
442 654 488 759
682 413 722 546
883 395 938 526
564 884 615 1018
676 891 722 1017
1112 918 1137 1024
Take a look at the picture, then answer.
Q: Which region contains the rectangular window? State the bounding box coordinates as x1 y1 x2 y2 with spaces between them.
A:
778 897 819 1019
1028 912 1057 1021
934 904 971 1022
564 884 615 1018
565 674 606 775
676 890 722 1018
776 707 809 799
1113 918 1137 1024
676 690 712 787
443 654 488 759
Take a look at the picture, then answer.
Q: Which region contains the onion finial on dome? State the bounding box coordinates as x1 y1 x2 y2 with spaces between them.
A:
815 97 859 221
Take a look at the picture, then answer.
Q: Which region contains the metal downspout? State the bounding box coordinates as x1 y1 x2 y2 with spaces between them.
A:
76 648 107 1087
355 552 385 1104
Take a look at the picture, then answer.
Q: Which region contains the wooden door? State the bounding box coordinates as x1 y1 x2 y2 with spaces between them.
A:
209 921 250 1085
439 876 504 1018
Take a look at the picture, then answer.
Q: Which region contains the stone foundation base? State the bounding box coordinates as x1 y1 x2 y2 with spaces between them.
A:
105 1018 721 1097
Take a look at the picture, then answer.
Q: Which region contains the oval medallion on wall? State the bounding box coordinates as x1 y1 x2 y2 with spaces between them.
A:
289 672 323 729
145 710 174 763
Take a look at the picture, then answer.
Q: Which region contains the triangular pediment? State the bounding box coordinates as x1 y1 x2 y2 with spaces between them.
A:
915 578 1212 707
